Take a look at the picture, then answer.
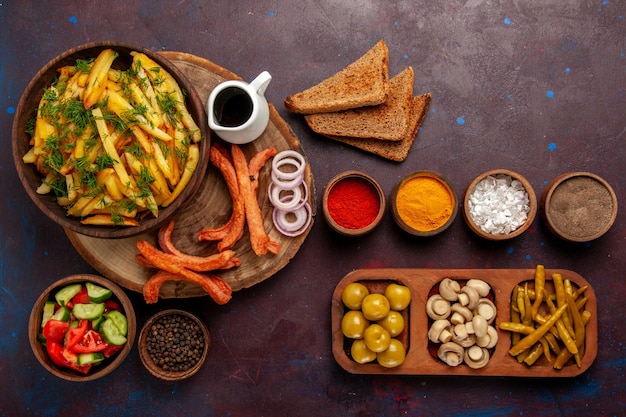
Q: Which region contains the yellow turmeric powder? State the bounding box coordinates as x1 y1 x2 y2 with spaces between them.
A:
395 176 453 231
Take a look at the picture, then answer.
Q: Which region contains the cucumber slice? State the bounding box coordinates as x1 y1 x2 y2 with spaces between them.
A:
85 282 112 303
41 301 57 327
77 352 105 366
50 306 71 322
54 283 83 306
91 315 106 331
73 303 105 320
106 310 128 336
101 318 127 346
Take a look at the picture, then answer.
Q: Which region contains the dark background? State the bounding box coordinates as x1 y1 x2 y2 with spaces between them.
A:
1 1 624 416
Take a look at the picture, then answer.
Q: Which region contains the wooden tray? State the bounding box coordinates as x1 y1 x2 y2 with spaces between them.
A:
65 52 316 298
331 268 597 377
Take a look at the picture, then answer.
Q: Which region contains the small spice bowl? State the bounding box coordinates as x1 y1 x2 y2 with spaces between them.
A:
390 171 458 237
322 170 386 237
28 274 136 382
463 169 537 240
540 172 618 242
139 309 210 381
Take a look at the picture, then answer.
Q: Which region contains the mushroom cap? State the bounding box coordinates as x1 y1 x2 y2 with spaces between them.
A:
426 294 451 321
459 285 480 309
439 278 461 301
466 279 492 297
437 342 464 366
428 319 452 343
464 346 490 369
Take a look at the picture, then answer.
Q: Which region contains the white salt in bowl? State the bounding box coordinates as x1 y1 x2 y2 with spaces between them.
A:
463 169 537 241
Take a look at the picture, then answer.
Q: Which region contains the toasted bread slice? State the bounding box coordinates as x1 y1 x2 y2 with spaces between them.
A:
284 40 389 114
323 93 432 162
304 67 414 141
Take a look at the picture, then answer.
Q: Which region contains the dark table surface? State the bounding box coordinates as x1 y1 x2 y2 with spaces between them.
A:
1 1 624 416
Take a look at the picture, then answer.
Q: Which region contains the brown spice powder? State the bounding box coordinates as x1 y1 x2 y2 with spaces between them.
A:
548 176 614 238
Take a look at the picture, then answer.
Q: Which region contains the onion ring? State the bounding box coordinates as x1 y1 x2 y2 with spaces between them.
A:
268 181 308 211
271 170 304 190
272 202 312 237
272 150 305 181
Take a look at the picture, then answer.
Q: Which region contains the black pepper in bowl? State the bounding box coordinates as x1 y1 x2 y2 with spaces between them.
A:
139 310 210 380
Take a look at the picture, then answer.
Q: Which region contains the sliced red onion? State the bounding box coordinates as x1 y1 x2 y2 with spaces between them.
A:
268 181 308 211
272 202 312 237
271 170 304 190
272 150 305 181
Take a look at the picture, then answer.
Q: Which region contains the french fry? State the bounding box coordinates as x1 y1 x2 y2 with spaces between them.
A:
81 214 139 226
130 52 201 142
104 87 173 142
84 49 118 109
162 144 199 207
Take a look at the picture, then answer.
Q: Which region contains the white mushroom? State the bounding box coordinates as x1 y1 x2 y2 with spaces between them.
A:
471 315 488 338
438 278 461 301
475 298 497 323
426 294 451 320
476 325 499 349
464 345 490 369
437 342 464 367
455 334 477 348
450 303 473 325
458 285 480 309
466 279 491 297
452 323 469 341
428 319 452 343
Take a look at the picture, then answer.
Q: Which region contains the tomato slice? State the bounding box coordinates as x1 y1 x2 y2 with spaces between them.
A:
72 330 108 353
104 299 121 312
71 287 90 305
102 344 124 358
46 341 92 374
65 320 88 350
42 319 70 344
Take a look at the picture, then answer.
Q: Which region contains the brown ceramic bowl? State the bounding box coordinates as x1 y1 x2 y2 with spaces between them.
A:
139 309 210 381
540 172 618 242
322 170 386 237
29 274 136 382
12 41 210 239
390 171 458 237
463 169 537 240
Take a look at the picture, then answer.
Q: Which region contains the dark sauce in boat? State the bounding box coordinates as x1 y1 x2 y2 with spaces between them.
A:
212 87 253 127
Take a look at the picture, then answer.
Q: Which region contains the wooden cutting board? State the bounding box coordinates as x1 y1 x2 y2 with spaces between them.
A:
65 52 316 298
331 268 597 377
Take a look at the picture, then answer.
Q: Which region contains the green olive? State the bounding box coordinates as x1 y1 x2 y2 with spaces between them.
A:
361 293 390 321
350 339 377 364
384 283 412 311
363 323 391 353
377 310 405 337
341 310 369 339
341 282 370 310
377 338 406 368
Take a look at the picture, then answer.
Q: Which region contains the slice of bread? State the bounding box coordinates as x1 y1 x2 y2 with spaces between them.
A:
304 67 414 141
322 93 432 162
284 40 389 114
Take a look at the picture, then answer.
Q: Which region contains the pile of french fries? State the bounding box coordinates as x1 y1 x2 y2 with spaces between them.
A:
22 48 203 226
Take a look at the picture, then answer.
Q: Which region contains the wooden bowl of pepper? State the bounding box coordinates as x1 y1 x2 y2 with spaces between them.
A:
322 170 386 237
540 172 618 242
390 171 458 237
463 169 537 241
138 309 210 381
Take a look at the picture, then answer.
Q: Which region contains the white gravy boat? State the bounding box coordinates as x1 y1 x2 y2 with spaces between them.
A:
207 71 272 144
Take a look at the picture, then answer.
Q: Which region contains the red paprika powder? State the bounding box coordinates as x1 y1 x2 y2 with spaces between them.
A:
327 177 380 230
